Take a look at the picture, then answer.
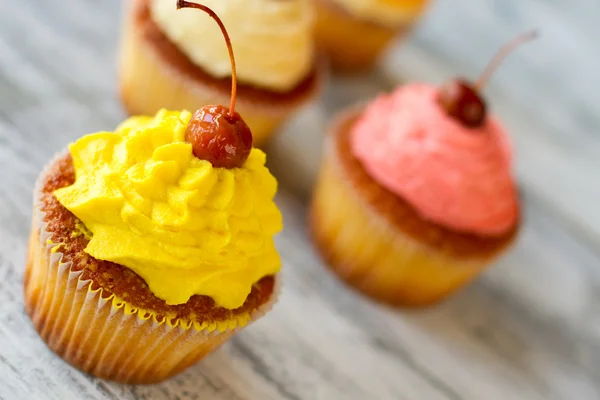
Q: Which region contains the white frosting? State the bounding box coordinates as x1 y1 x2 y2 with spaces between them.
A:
328 0 428 27
150 0 314 92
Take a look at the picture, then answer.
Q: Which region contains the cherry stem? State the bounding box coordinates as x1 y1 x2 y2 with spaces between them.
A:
177 0 237 118
475 30 539 90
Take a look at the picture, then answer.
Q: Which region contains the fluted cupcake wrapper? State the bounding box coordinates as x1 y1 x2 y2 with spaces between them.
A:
24 151 279 384
310 138 497 307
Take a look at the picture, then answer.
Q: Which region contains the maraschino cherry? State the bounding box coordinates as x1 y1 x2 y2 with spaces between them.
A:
177 0 252 168
438 30 538 128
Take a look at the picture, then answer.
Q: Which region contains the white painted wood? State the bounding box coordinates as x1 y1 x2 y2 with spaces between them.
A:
1 0 599 399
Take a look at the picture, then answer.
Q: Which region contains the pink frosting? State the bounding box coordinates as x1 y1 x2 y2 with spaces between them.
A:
350 83 518 236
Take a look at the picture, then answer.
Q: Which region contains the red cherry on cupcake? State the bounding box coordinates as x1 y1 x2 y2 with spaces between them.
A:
438 30 539 128
185 106 252 169
438 79 487 128
177 0 253 168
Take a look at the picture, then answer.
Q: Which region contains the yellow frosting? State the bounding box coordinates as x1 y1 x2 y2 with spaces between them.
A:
329 0 428 26
54 110 283 309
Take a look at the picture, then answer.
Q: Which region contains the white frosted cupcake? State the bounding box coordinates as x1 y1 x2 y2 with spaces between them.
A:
119 0 322 145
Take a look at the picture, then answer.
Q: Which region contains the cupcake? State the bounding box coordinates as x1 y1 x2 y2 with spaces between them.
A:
119 0 322 146
313 0 429 72
310 33 536 306
25 108 282 383
25 109 282 383
310 82 520 306
25 6 283 383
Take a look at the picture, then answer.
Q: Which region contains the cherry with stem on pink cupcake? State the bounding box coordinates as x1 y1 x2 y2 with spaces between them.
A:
177 0 253 169
438 30 539 128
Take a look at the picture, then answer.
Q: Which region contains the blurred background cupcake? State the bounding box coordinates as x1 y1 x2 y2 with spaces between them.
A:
119 0 323 145
310 82 521 306
313 0 430 72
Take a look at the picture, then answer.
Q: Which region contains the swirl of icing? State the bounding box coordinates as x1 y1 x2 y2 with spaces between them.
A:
350 83 518 236
54 110 283 309
328 0 429 27
150 0 314 92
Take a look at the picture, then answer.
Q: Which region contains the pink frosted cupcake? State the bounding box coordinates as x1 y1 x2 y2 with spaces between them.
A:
310 32 537 306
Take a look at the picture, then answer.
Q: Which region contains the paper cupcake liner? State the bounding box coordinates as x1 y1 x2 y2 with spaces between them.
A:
24 151 279 384
313 0 410 72
309 139 494 307
118 0 321 146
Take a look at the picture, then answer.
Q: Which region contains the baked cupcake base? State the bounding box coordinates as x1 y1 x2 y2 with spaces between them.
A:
310 110 519 307
24 152 279 384
312 0 406 72
119 0 322 146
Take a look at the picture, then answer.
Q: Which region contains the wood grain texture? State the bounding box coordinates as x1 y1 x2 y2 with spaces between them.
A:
0 0 599 399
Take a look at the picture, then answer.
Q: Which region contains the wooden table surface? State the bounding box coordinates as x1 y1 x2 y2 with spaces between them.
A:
1 0 599 399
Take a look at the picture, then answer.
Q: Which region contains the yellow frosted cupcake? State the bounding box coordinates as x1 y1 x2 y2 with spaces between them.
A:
25 6 282 384
313 0 430 72
119 0 322 146
25 109 282 383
